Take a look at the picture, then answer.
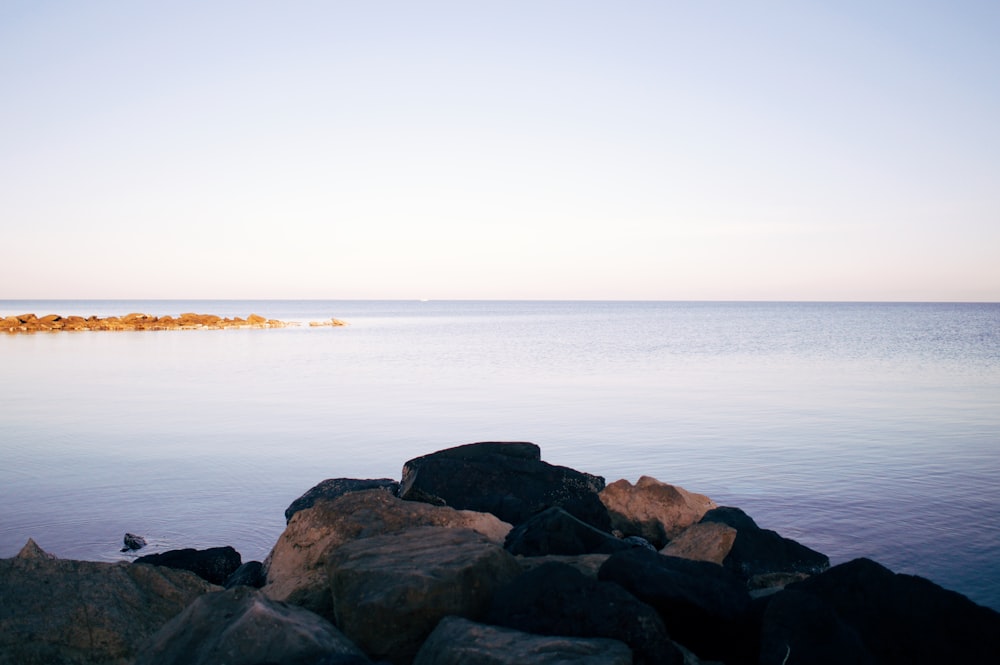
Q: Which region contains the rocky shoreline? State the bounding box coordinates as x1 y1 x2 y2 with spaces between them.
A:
0 312 346 333
2 441 998 664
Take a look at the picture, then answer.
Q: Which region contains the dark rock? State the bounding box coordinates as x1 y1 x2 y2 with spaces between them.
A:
0 539 216 665
413 616 633 665
327 525 522 665
760 557 1000 665
504 506 635 556
622 535 657 551
759 589 877 665
285 478 399 523
398 441 611 531
599 548 755 663
135 546 242 585
700 506 829 579
224 560 266 589
486 561 684 665
134 586 368 665
122 532 147 551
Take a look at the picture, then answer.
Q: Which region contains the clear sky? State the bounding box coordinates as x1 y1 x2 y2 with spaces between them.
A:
2 1 998 301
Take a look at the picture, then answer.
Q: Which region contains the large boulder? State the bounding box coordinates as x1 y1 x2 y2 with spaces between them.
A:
599 548 755 663
600 476 716 548
134 586 368 665
327 526 522 665
660 521 738 565
284 478 399 523
263 489 511 619
398 442 611 531
486 561 684 665
759 557 1000 665
413 616 633 665
700 507 829 580
504 506 636 556
134 546 242 585
0 540 216 665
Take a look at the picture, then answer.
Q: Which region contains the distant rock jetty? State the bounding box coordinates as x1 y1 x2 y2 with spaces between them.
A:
1 312 347 333
3 441 999 665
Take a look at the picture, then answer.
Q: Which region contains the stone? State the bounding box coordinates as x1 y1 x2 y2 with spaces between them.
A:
486 561 684 665
599 548 755 663
135 546 242 586
514 553 611 579
660 521 738 565
134 586 368 665
284 477 399 523
399 441 611 531
413 616 633 665
0 540 216 665
600 476 717 548
504 506 636 556
122 532 147 552
760 557 1000 665
223 560 266 589
327 526 522 665
700 506 829 579
263 489 511 619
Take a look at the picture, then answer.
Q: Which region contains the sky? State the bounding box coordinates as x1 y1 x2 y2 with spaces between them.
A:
2 1 998 301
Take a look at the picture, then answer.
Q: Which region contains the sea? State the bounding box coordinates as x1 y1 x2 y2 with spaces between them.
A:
1 300 998 610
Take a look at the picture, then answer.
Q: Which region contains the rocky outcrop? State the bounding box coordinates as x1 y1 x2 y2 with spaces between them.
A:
600 476 717 548
135 546 242 586
134 586 368 665
504 506 638 556
262 488 511 619
284 477 399 522
0 312 347 333
327 526 522 664
0 540 216 665
398 441 611 530
413 616 633 665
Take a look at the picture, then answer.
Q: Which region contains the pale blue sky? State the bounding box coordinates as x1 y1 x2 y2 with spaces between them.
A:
2 1 998 300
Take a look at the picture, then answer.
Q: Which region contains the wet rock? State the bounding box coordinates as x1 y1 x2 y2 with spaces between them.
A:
760 557 1000 665
284 478 399 523
413 616 633 665
660 521 738 565
504 506 636 556
327 525 522 665
599 548 755 663
263 489 511 620
398 441 611 531
135 546 242 586
486 561 684 665
600 476 716 548
0 539 216 665
224 560 266 589
122 532 147 552
134 586 368 665
700 506 829 579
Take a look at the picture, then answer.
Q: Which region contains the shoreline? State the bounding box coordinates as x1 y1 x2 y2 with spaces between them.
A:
0 312 347 333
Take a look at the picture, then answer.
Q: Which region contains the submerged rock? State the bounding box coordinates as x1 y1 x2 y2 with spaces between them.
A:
122 532 147 552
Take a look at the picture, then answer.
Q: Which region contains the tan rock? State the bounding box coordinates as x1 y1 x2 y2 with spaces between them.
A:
16 538 58 560
600 476 716 548
660 521 738 565
262 489 512 619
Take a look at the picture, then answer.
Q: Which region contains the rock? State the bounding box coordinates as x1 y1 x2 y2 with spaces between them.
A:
135 546 242 585
700 506 829 579
486 561 684 665
284 478 399 523
504 506 636 556
600 476 717 548
413 616 633 665
398 441 611 531
760 557 1000 665
224 560 266 589
263 489 512 620
514 553 611 578
599 548 755 663
327 526 522 665
122 532 147 552
134 586 368 665
660 521 738 565
0 540 216 665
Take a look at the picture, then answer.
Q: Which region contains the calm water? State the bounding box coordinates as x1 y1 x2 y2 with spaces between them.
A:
2 300 999 610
